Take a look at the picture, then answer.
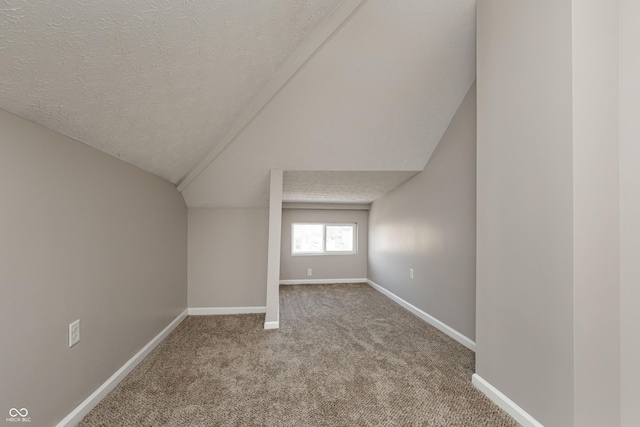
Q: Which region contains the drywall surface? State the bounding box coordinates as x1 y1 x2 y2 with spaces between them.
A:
0 0 342 183
282 170 417 204
265 170 283 325
280 208 368 281
182 0 476 207
188 208 268 308
0 109 187 427
368 83 476 342
620 0 640 424
476 1 575 426
572 0 621 425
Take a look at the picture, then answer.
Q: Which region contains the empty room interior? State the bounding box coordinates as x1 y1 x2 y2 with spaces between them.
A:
1 1 638 426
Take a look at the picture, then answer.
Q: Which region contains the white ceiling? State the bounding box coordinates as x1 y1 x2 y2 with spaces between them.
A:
0 0 476 207
0 0 342 183
283 171 418 204
183 0 476 207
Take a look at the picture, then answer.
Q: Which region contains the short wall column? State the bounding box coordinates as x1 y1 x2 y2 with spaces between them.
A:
264 170 283 329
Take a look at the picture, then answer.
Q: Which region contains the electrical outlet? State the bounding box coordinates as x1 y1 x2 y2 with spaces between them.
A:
69 319 80 347
307 268 312 277
409 268 414 280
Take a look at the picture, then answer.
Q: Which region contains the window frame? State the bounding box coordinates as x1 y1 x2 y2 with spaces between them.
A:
291 222 357 256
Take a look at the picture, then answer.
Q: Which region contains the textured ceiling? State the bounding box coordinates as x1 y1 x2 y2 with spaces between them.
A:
183 0 476 207
0 0 476 207
0 0 342 183
283 171 418 203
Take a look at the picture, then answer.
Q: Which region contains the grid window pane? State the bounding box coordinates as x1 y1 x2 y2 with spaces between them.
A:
292 224 324 254
325 225 354 252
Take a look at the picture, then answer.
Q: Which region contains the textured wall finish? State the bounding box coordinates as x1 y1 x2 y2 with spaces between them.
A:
283 170 417 203
183 0 476 207
0 0 341 183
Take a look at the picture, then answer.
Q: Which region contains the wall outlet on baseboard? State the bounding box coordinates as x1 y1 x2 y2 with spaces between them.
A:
409 268 414 280
307 268 312 277
69 319 80 347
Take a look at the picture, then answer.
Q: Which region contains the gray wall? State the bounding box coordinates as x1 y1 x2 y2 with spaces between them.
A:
476 2 575 426
621 0 640 425
188 208 268 308
0 109 187 427
477 1 627 426
572 1 621 425
367 83 476 342
280 208 368 281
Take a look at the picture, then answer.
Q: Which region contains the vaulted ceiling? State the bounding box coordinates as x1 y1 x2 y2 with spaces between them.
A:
0 0 476 207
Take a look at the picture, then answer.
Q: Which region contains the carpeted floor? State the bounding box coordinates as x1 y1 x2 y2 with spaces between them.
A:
80 283 518 426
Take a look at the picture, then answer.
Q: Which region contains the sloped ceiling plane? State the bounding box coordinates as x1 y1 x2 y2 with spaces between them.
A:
0 0 476 207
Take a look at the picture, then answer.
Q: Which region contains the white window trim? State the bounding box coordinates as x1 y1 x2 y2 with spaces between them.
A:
291 222 357 256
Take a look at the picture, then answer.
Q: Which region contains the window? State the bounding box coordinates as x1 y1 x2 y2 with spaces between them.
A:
292 223 356 255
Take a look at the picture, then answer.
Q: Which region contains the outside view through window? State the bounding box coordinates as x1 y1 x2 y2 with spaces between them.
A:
292 223 355 255
325 225 354 252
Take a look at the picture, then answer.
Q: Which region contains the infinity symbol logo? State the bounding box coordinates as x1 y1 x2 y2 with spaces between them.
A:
9 408 28 417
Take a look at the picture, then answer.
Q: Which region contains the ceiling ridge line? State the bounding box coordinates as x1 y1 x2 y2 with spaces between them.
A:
176 0 367 193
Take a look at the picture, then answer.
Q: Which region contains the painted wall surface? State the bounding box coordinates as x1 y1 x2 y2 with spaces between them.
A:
280 209 368 281
188 208 268 308
572 1 620 425
620 0 640 424
265 170 283 325
182 0 476 208
476 1 575 426
0 109 187 427
367 83 476 342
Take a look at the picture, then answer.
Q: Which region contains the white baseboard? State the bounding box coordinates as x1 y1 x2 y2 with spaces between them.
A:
264 306 280 330
279 278 367 285
366 279 475 351
188 306 266 315
264 321 280 330
472 374 544 427
56 309 188 427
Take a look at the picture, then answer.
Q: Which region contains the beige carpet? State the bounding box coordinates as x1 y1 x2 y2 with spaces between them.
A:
80 283 518 426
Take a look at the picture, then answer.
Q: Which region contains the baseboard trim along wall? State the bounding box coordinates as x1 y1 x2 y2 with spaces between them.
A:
366 279 476 351
472 374 544 427
264 321 280 330
279 278 367 285
264 307 280 330
188 306 267 315
56 309 188 427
